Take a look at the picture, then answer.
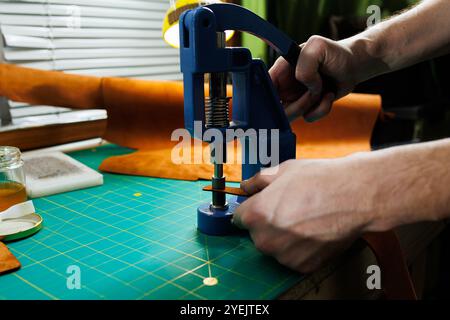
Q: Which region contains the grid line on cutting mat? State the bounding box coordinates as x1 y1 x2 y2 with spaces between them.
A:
0 145 302 300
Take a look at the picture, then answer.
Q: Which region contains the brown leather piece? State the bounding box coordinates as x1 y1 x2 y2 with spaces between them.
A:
99 143 243 181
0 64 235 151
102 77 186 150
0 242 21 275
101 77 233 150
0 64 186 150
293 93 381 159
362 232 417 300
0 63 103 109
99 93 381 181
203 185 249 197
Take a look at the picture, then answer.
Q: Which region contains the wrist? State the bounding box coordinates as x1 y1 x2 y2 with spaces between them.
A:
360 140 450 233
340 33 391 84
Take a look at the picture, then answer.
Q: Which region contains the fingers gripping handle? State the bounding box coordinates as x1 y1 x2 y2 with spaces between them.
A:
283 43 336 97
202 4 335 98
282 44 308 95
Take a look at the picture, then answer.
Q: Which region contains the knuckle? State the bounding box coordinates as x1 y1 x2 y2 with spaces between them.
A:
240 179 251 192
240 201 266 228
249 200 267 219
250 203 267 221
306 35 328 51
249 171 262 183
257 174 273 186
252 171 263 183
260 164 281 178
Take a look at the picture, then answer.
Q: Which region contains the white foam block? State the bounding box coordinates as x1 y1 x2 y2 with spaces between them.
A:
23 151 103 198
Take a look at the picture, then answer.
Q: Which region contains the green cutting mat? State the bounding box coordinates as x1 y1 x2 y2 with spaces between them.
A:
0 145 302 300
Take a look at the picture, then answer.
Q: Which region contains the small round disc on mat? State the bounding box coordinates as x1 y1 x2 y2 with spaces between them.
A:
0 213 43 242
203 277 219 286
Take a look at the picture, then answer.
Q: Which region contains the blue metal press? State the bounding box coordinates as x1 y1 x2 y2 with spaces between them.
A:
180 3 306 236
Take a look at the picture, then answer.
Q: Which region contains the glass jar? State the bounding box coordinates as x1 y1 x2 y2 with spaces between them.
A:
0 146 27 212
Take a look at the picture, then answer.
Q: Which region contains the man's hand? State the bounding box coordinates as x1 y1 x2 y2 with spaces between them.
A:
238 0 450 274
233 139 450 273
233 157 374 273
271 0 450 124
270 36 360 123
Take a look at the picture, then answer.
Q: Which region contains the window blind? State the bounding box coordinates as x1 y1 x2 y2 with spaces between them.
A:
0 0 181 132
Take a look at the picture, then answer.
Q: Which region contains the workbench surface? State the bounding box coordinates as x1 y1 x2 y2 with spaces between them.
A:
0 145 302 300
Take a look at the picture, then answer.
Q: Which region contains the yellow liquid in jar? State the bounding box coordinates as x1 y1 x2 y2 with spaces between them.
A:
0 181 27 212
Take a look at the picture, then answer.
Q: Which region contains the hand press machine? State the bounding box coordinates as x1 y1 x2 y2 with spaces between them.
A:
179 3 312 236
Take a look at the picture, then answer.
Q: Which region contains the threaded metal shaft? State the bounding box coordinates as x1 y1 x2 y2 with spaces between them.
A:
207 32 229 210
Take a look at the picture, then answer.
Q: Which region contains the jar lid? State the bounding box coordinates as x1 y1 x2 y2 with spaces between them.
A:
0 213 42 242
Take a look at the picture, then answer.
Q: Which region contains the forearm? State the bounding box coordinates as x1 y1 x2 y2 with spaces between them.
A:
361 138 450 232
342 0 450 83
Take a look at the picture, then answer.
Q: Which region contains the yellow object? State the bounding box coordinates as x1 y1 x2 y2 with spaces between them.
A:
162 0 235 48
0 181 27 213
0 146 27 213
203 277 219 286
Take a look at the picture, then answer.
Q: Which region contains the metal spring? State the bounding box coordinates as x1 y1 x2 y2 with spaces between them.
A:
205 97 230 128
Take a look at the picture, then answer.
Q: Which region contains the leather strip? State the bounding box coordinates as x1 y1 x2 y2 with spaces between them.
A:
202 185 249 197
362 231 417 300
0 242 21 275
